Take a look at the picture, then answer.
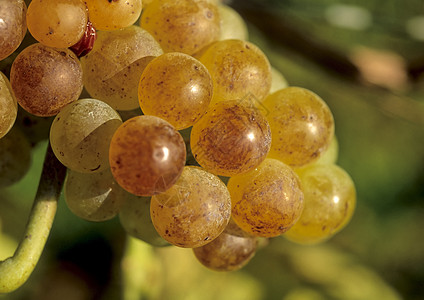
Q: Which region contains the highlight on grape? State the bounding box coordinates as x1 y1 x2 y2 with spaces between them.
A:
0 0 356 293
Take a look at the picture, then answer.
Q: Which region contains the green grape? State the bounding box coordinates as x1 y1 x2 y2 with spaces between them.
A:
217 4 248 41
192 222 257 271
284 164 356 244
150 166 231 248
198 39 272 105
138 52 213 130
310 135 339 166
81 26 163 111
50 98 123 173
119 194 170 247
26 0 88 48
109 115 186 196
0 72 18 139
65 168 127 222
140 0 221 55
269 66 289 93
0 0 27 61
0 127 31 187
227 158 304 237
84 0 142 31
263 87 335 167
10 43 83 117
190 100 271 177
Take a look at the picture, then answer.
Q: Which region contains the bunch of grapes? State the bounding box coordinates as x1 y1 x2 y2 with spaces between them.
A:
0 0 356 278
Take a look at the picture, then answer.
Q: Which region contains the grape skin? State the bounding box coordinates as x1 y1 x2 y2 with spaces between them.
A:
217 4 249 41
0 0 27 61
0 72 18 139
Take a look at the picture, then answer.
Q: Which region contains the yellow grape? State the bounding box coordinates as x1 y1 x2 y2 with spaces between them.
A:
217 4 248 41
269 66 289 93
84 0 142 31
138 52 212 130
263 87 335 167
198 39 272 105
150 166 231 248
190 100 271 177
227 158 304 238
0 0 27 61
0 72 18 139
26 0 88 48
284 164 356 244
140 0 221 55
311 135 339 166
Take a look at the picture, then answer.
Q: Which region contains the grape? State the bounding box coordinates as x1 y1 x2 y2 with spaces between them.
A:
119 195 170 247
150 166 231 248
0 0 27 61
310 135 339 166
263 87 335 167
138 52 213 130
109 115 186 196
198 39 272 105
0 72 18 139
284 164 356 244
217 4 248 41
192 223 257 271
81 26 163 111
10 43 83 117
50 98 123 173
227 158 304 237
0 127 31 187
84 0 142 31
269 66 289 93
26 0 88 48
65 168 127 222
190 100 271 177
140 0 221 55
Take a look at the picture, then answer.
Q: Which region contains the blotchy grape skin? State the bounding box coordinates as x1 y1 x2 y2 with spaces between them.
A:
0 0 27 61
190 100 271 177
10 43 83 117
0 72 18 139
109 115 186 196
227 158 304 237
150 166 231 248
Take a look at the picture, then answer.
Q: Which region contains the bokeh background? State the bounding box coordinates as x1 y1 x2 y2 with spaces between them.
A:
1 0 424 299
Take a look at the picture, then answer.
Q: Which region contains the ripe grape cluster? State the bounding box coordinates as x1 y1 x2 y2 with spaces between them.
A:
0 0 356 272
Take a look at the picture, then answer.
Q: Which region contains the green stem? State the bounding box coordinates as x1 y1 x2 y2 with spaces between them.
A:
0 143 66 293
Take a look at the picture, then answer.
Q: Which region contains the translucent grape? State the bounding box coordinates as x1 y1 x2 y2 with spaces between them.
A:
218 4 248 41
269 66 289 93
198 39 272 105
190 100 271 177
85 0 142 31
192 223 257 271
119 195 170 247
0 72 18 139
109 115 186 196
81 26 163 111
284 164 356 244
26 0 88 48
138 52 213 130
150 166 231 248
50 98 123 173
227 158 304 237
0 127 31 187
263 87 335 167
310 135 339 166
140 0 221 55
65 168 127 222
10 43 83 117
0 0 27 61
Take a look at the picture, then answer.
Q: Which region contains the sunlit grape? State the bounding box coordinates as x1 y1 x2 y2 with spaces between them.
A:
109 115 186 196
263 87 335 167
138 52 213 130
218 4 248 41
190 100 271 176
150 166 231 248
85 0 142 31
270 66 289 93
227 158 304 237
65 168 127 222
0 72 18 139
284 164 356 244
81 26 163 111
0 0 27 61
26 0 88 48
140 0 221 55
50 98 122 173
10 43 83 117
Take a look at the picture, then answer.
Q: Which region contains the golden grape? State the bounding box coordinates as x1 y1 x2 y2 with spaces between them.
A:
0 0 27 61
0 72 18 139
217 4 248 41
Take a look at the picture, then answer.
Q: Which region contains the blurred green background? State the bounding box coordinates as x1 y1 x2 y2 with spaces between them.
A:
1 0 424 299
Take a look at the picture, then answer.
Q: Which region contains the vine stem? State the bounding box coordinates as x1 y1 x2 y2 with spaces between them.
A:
0 143 67 293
